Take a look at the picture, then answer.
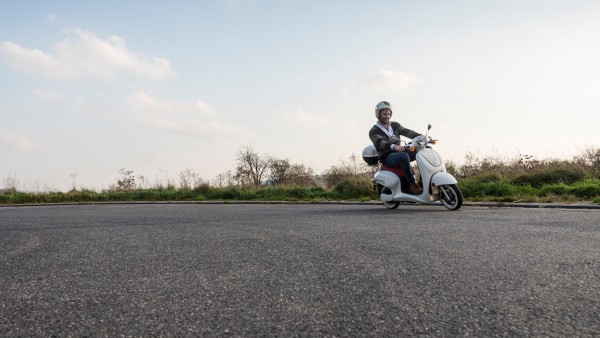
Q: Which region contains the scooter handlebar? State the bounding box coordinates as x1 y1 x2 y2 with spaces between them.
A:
409 136 438 147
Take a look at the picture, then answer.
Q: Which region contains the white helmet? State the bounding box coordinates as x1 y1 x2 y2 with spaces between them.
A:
375 101 392 118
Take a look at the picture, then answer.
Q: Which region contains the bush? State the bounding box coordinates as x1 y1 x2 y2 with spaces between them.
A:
513 166 585 187
474 173 502 183
216 186 258 200
193 183 212 195
540 183 570 196
460 179 518 198
334 178 374 200
107 191 132 201
132 189 154 201
219 187 243 200
287 187 308 199
68 189 98 202
569 179 600 198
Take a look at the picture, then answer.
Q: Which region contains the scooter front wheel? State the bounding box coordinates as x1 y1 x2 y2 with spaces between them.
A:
439 184 463 210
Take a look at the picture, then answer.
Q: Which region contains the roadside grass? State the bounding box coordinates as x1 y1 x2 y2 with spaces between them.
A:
0 182 378 205
0 178 598 205
458 178 600 204
445 148 600 204
1 147 599 205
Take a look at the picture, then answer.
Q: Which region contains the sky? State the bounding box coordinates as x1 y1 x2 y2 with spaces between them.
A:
1 0 599 191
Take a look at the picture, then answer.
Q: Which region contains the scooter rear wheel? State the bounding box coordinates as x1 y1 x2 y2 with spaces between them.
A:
381 187 400 209
383 200 400 209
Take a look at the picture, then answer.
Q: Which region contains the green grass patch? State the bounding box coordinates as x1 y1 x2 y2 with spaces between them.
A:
457 177 600 203
1 177 598 205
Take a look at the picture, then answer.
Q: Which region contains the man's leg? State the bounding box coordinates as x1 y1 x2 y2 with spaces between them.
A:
384 152 415 184
385 152 423 194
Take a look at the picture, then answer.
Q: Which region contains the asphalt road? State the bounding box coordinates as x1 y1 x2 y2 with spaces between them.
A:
1 203 599 337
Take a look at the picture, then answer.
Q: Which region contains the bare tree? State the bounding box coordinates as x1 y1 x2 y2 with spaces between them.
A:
269 158 292 185
234 145 272 186
269 158 315 186
286 163 316 186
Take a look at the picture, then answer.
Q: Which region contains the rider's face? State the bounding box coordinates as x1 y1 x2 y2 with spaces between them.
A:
378 109 391 124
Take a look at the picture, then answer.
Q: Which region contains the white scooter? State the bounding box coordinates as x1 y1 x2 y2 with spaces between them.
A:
362 124 463 210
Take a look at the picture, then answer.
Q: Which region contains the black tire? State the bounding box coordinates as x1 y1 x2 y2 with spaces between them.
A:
439 184 463 210
381 187 400 209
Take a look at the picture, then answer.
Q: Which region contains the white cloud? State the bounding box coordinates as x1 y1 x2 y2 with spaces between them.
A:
466 84 479 93
126 90 252 136
0 41 72 78
282 109 357 130
0 27 172 80
339 86 351 96
363 69 419 91
31 89 64 101
0 132 36 150
129 90 216 117
283 109 335 127
342 69 420 94
29 90 104 116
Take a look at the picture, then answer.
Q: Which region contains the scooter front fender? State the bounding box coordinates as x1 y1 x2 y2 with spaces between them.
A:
431 171 458 186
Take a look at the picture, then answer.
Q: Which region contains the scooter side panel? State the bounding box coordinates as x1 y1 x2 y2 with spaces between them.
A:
374 171 400 188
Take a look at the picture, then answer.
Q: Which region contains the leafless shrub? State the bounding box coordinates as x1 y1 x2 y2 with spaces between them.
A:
213 170 236 188
322 153 374 188
116 168 136 191
137 175 150 190
2 172 18 194
154 169 176 189
70 173 77 192
179 168 206 190
573 146 600 178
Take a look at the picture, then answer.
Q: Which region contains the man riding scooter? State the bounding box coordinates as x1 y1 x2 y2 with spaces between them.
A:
368 101 428 195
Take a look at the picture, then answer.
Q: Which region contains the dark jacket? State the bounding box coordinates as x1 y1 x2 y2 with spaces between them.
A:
369 122 421 162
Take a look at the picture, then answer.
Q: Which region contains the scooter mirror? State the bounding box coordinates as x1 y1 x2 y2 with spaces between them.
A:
428 124 432 130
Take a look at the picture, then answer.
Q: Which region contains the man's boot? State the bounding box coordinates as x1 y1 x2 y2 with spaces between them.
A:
409 183 423 195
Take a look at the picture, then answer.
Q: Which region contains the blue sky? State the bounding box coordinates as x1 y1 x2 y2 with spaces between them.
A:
1 0 599 191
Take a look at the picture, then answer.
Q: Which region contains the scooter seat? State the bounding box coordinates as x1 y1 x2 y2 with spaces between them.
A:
381 165 406 177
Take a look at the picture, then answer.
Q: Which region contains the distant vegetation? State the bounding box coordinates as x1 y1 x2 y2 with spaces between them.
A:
446 148 600 204
1 146 599 205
